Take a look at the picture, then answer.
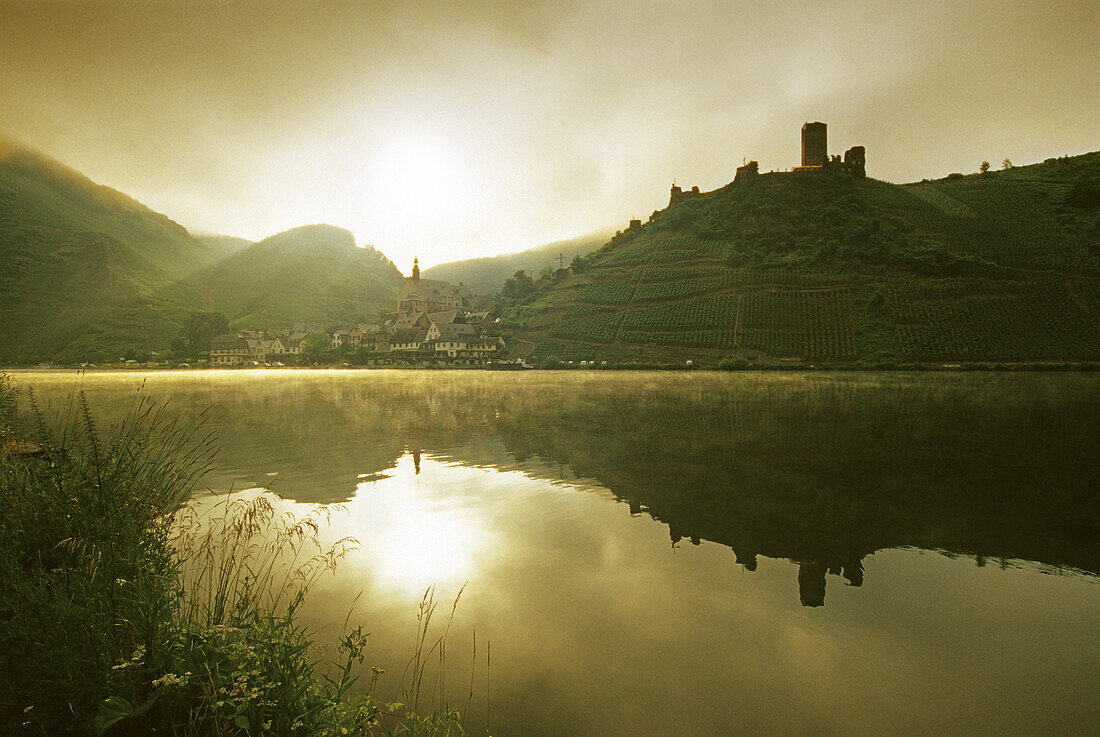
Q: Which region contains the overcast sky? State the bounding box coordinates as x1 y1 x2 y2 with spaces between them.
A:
1 0 1096 269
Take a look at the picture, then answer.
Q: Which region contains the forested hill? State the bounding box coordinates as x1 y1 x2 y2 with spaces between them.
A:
421 228 614 294
0 140 402 363
166 225 404 329
0 139 252 363
505 152 1100 365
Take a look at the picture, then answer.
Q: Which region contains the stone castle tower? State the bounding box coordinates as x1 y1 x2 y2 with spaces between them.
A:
801 122 828 167
411 256 420 281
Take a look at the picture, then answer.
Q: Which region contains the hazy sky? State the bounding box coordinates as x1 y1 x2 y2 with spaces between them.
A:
1 1 1096 269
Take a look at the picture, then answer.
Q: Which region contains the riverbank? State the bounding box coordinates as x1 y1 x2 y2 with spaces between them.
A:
0 374 465 736
4 360 1100 373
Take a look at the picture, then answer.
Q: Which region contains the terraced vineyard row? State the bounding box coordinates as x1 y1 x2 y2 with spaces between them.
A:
575 281 636 304
805 289 856 361
562 304 617 320
739 290 806 331
602 234 728 266
636 265 730 282
623 295 740 329
739 330 807 357
636 265 849 287
887 277 1029 311
623 290 841 333
619 329 738 349
634 277 738 301
529 342 596 362
554 288 854 360
548 313 623 342
645 249 697 264
889 281 1100 361
931 182 1100 272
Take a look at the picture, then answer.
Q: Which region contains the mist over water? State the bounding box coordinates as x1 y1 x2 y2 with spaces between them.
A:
13 369 1100 736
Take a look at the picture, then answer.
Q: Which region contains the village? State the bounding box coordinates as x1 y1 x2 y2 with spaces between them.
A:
209 258 506 366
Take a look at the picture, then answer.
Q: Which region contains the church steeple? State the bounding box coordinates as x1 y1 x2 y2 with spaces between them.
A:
412 256 420 281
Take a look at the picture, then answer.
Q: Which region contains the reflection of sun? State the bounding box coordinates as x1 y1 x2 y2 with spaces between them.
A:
344 457 488 596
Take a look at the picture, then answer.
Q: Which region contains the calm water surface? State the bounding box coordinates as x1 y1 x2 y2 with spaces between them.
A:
12 369 1100 736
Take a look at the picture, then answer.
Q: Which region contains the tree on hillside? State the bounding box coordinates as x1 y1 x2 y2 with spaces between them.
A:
1002 158 1013 170
979 161 990 174
300 332 332 364
500 270 536 302
170 311 229 358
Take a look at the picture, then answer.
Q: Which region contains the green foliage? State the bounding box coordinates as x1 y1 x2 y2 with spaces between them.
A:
0 382 470 736
715 356 753 370
500 270 536 303
170 312 229 359
300 332 333 364
496 267 568 324
0 144 241 363
0 388 215 732
0 374 15 440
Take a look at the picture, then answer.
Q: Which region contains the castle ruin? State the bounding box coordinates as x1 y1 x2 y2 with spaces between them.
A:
795 121 865 177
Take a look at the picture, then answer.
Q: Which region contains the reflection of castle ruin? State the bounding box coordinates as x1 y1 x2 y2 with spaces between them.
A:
671 524 867 608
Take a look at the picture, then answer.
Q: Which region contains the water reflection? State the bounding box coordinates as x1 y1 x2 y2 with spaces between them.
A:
11 370 1100 737
18 369 1100 609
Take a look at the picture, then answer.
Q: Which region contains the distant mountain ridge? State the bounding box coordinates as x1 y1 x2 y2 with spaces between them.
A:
421 228 615 294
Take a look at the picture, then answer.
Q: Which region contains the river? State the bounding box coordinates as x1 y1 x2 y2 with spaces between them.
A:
10 369 1100 736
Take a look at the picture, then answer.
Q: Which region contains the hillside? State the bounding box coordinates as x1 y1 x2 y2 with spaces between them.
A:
506 152 1100 365
421 228 614 294
0 140 403 363
165 224 404 329
0 139 249 362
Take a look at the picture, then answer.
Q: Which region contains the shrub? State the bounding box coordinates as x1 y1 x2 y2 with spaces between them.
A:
715 356 753 370
0 379 467 736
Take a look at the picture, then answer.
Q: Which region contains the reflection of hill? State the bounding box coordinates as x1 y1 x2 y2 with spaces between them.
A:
482 373 1100 604
29 371 1100 606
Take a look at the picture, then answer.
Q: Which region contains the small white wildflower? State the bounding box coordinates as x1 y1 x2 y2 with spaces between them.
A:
151 673 188 688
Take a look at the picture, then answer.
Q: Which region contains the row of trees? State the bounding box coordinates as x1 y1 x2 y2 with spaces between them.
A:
978 159 1013 173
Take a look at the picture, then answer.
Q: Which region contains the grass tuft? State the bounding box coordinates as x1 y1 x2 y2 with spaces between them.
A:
0 375 473 736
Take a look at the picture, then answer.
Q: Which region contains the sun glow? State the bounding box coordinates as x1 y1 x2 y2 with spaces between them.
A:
366 125 472 225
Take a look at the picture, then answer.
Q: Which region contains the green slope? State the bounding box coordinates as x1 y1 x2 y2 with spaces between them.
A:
165 224 404 329
421 228 614 294
0 139 245 362
0 140 403 363
510 152 1100 365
